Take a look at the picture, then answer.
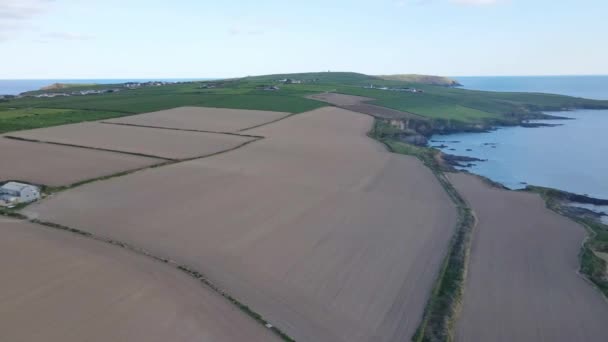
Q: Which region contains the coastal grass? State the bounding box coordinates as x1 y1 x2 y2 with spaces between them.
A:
370 119 475 342
530 187 608 297
336 87 500 122
0 108 130 134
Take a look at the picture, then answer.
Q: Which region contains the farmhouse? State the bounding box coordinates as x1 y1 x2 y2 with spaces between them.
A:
0 182 41 207
389 119 406 130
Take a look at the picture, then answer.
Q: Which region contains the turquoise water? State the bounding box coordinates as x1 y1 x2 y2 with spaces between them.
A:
432 109 608 199
0 78 213 95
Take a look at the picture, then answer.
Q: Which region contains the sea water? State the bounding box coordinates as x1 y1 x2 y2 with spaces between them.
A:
432 76 608 199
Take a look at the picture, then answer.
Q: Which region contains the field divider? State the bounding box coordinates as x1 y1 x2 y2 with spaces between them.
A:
3 135 175 161
0 210 295 341
367 119 476 342
100 121 265 139
42 137 264 195
237 113 298 132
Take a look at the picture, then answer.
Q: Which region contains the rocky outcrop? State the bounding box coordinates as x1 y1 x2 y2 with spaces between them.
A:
441 153 486 168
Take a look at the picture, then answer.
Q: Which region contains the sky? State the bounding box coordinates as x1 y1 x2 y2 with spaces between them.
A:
0 0 607 79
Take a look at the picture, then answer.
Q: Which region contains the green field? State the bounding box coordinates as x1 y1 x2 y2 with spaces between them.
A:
0 107 129 133
2 72 607 134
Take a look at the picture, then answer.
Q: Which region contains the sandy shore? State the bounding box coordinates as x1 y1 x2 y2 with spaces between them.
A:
450 173 608 342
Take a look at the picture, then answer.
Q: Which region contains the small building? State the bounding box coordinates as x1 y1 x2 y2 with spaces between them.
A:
389 119 406 130
0 182 41 207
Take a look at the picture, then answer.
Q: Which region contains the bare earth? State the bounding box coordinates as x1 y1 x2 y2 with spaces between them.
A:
0 220 278 342
450 173 608 342
26 107 457 342
0 137 163 186
307 93 424 120
7 122 254 160
104 106 289 132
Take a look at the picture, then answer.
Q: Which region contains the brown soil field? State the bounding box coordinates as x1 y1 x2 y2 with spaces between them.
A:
26 107 458 342
341 103 424 120
7 122 254 160
0 220 278 342
307 93 424 120
0 138 163 187
104 106 289 132
450 173 608 342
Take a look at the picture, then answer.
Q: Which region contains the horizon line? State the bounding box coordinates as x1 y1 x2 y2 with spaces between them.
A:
2 74 608 81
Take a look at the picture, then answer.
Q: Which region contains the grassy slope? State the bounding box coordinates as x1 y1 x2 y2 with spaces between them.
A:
247 72 608 125
377 74 461 87
2 71 607 134
0 81 326 133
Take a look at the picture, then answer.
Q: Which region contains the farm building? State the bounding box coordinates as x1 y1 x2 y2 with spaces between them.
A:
0 182 41 207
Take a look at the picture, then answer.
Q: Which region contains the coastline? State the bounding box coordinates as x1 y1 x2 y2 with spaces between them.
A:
426 108 608 201
371 119 608 341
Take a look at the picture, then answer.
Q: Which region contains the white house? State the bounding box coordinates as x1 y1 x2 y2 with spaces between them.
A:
0 182 41 207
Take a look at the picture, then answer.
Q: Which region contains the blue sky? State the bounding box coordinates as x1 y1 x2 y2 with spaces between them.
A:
1 0 607 78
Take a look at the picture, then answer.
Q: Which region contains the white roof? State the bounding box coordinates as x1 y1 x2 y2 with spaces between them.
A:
1 182 39 192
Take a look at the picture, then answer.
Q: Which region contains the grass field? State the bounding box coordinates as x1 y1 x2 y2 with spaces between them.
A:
2 72 607 134
0 107 129 133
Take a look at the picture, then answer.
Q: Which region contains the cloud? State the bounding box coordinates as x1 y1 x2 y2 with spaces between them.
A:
0 0 54 40
0 0 54 20
449 0 500 5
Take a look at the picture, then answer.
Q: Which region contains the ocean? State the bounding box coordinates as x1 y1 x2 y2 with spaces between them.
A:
456 75 608 100
433 75 608 199
0 78 213 95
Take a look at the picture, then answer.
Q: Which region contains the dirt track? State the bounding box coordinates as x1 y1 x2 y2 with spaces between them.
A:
0 220 278 342
450 173 608 342
104 106 289 132
7 122 254 160
0 137 163 186
26 107 457 342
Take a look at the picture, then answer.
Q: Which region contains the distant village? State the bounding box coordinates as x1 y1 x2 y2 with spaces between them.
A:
254 78 307 91
0 81 183 100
